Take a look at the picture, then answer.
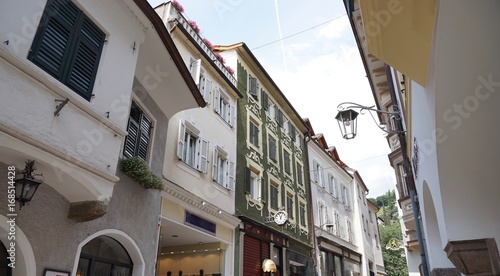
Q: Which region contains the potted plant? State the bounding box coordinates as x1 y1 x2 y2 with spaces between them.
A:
172 0 184 13
119 157 164 190
188 20 200 34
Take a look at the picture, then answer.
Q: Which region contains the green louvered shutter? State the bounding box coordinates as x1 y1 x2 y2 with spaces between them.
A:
65 17 105 99
29 0 104 101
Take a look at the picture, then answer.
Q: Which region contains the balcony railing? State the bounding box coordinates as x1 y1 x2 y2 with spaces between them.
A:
171 7 238 89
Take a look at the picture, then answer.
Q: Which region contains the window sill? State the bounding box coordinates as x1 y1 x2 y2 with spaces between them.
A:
0 48 127 137
177 160 201 179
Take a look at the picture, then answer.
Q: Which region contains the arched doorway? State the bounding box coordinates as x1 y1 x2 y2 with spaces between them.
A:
76 235 133 276
0 242 12 276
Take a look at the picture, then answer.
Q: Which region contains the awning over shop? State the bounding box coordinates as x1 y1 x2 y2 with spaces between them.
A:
359 0 437 85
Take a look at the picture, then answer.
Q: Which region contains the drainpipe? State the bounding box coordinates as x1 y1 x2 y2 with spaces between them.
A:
385 65 429 276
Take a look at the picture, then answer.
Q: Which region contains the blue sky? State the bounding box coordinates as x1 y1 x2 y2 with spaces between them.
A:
148 0 395 197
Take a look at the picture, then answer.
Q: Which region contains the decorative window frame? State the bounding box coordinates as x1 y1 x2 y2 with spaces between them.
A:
212 145 235 190
268 175 281 214
190 58 212 104
214 85 236 127
123 98 156 163
245 158 264 206
299 198 308 233
282 147 293 179
267 131 280 167
177 119 209 173
295 160 304 188
285 187 296 223
247 113 262 154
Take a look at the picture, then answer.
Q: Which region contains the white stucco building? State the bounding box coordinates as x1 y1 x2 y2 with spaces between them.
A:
0 0 204 274
347 0 500 274
305 119 385 276
154 2 242 275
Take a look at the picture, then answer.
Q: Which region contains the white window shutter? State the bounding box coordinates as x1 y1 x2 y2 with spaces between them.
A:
319 166 324 186
228 160 235 190
191 59 201 85
212 147 218 181
214 87 220 114
205 78 212 104
198 139 209 173
177 120 186 159
229 104 236 127
312 160 318 182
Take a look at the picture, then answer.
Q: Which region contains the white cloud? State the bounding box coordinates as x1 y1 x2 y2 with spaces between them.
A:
317 18 351 39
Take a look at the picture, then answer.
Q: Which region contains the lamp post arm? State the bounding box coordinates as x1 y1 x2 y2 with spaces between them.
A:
337 102 401 118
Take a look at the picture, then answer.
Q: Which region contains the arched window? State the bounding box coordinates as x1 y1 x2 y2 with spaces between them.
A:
0 241 12 276
77 236 133 276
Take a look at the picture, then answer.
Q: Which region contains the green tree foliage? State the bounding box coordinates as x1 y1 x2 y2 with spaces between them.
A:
373 190 408 276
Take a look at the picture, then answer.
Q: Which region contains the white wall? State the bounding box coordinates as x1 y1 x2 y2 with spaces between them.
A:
162 28 238 216
412 0 500 270
0 0 146 201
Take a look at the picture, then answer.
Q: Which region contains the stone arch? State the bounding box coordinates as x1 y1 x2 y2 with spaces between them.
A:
0 214 36 276
71 229 145 276
422 181 451 270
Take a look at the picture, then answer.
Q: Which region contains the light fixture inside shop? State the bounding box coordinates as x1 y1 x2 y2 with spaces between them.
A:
335 102 404 139
14 160 43 209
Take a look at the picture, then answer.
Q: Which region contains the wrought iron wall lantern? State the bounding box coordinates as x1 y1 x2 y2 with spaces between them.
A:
15 160 43 209
335 102 405 139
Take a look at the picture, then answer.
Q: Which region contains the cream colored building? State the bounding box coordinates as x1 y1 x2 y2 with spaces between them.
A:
154 3 242 275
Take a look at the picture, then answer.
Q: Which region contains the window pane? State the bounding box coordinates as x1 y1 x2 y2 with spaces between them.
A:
270 185 278 209
92 261 112 276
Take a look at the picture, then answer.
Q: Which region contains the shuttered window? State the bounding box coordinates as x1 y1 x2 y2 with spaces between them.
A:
268 136 277 162
123 102 152 161
270 184 279 210
248 75 259 100
29 0 105 101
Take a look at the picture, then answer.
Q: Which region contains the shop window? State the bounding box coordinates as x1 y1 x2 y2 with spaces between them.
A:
77 236 133 276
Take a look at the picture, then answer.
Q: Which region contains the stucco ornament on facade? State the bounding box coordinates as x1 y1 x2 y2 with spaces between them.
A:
246 151 261 164
282 135 291 148
245 194 264 215
268 165 279 178
283 178 293 188
246 99 260 116
266 118 277 133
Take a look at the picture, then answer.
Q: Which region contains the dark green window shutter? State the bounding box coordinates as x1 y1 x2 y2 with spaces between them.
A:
244 167 251 194
123 102 152 161
270 185 278 209
29 0 104 101
290 125 296 141
262 90 269 110
261 179 267 203
29 0 79 79
287 196 293 219
300 205 306 226
276 109 284 126
269 137 276 161
65 17 105 99
123 103 141 158
137 114 152 160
